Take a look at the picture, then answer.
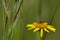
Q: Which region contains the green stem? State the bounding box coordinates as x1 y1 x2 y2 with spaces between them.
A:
13 0 23 22
50 2 60 24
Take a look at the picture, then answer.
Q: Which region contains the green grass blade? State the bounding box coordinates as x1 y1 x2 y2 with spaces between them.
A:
0 0 6 40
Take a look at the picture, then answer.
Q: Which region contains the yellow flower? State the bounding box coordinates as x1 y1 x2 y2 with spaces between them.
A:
27 22 56 38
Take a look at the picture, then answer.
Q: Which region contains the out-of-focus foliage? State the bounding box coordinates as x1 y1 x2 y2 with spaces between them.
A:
0 0 60 40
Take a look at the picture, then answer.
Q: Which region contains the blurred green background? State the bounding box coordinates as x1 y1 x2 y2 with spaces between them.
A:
0 0 60 40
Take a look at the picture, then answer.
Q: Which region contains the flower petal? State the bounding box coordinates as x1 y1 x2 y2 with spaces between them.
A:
33 22 37 24
43 22 48 25
33 28 40 32
28 27 34 30
47 25 56 32
40 29 43 38
44 28 49 32
27 24 35 27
